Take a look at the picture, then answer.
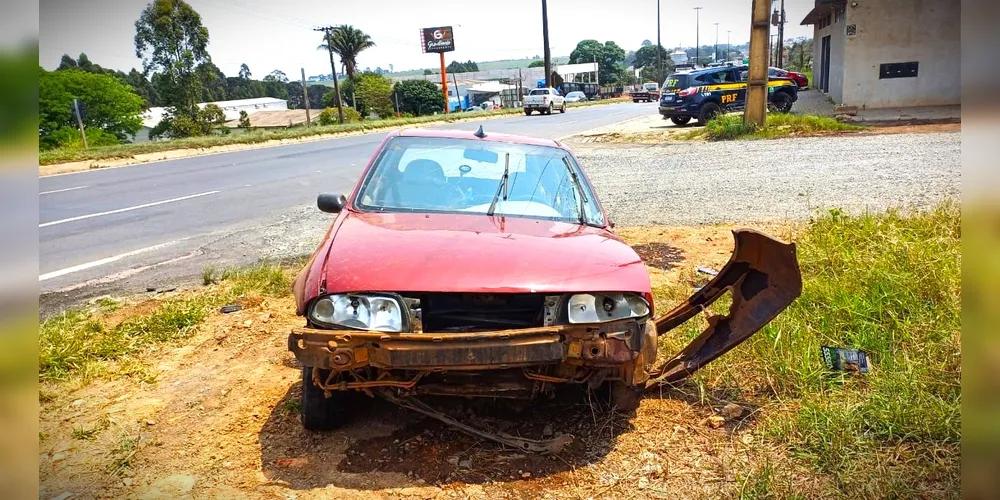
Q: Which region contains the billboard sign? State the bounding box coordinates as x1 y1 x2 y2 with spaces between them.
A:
420 26 455 53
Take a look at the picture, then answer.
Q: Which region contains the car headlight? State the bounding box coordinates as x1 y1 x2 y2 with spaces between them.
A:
567 293 650 324
309 293 404 332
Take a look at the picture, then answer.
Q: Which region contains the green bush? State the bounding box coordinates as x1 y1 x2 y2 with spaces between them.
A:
318 106 361 125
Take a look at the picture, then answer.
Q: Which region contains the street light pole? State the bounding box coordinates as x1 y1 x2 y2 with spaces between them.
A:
727 30 731 61
657 0 662 84
694 7 702 67
714 22 719 63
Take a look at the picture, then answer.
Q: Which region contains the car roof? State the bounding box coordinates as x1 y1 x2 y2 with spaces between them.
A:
395 128 563 148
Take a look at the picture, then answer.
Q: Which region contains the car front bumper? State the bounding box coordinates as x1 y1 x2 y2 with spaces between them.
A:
288 318 657 375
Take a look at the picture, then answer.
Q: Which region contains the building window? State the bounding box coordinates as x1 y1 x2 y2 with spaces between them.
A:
879 61 919 79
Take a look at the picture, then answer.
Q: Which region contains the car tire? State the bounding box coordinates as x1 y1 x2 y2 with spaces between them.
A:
633 100 639 103
560 102 566 113
525 109 533 116
771 92 793 113
671 116 692 126
546 104 553 115
300 367 355 431
608 380 644 412
697 102 722 126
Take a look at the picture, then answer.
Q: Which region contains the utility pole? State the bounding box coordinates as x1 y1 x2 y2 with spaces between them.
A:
657 0 662 84
314 26 344 124
301 68 311 127
694 7 702 67
745 0 770 126
714 23 719 63
726 30 731 61
542 0 552 88
776 0 786 67
72 98 87 148
452 71 461 110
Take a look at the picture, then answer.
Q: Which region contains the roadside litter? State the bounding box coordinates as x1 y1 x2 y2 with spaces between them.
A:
821 346 870 373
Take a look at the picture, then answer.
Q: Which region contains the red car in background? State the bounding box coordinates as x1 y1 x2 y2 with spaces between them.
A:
288 127 802 450
770 67 808 89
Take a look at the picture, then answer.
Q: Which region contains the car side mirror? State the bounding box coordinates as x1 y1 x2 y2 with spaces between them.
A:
317 193 347 214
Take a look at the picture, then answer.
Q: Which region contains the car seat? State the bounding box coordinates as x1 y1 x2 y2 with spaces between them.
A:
393 159 450 209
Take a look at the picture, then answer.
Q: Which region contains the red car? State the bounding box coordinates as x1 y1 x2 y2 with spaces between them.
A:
289 127 802 448
770 67 808 89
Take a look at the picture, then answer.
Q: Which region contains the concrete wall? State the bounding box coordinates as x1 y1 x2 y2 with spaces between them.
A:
841 0 960 108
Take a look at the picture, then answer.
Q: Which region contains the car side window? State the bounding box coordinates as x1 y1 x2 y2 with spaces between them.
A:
738 69 749 82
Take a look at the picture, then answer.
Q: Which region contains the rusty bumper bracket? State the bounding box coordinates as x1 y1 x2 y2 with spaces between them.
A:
376 389 575 454
647 229 802 386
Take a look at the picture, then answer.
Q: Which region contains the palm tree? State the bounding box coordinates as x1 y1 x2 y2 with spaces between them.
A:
317 25 376 80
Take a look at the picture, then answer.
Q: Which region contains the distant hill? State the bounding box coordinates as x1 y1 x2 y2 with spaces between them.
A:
309 56 571 85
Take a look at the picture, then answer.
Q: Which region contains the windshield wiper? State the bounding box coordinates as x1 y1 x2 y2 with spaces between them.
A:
487 152 510 216
561 156 589 226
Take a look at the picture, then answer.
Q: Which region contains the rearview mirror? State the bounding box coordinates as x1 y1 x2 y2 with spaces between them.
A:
317 193 347 214
463 147 499 164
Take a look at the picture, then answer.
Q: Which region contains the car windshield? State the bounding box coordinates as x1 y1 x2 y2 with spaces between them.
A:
354 136 606 226
567 92 585 98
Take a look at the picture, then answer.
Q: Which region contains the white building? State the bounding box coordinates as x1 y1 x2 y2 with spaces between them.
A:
801 0 959 109
134 97 289 142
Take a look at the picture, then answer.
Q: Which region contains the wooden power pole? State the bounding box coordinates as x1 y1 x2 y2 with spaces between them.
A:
301 68 311 127
656 0 662 84
542 0 551 88
73 99 88 148
314 26 345 124
744 0 771 126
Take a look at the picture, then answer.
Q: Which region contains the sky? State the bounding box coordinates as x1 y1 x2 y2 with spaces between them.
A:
40 0 815 79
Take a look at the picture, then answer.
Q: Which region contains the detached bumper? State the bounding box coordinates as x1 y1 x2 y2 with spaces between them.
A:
288 318 656 373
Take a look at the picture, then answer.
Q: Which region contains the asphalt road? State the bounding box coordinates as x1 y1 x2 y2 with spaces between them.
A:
39 102 655 295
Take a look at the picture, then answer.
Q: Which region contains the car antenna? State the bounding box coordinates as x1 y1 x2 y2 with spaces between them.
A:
474 125 486 138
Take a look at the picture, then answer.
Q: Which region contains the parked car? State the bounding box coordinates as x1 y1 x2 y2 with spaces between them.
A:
564 91 587 103
770 67 809 89
658 65 799 126
288 127 803 445
523 87 566 115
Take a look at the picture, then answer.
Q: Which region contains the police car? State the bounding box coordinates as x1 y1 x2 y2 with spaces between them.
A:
658 65 798 126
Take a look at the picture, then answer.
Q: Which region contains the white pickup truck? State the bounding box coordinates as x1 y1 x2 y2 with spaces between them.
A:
523 87 566 115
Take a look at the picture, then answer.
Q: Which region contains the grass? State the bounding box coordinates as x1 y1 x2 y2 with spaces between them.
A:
683 113 865 141
654 201 961 496
38 261 294 384
38 97 629 166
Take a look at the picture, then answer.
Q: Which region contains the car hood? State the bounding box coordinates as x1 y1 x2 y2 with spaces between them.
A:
315 211 651 296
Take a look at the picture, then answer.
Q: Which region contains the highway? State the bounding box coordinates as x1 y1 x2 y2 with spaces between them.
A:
39 102 656 296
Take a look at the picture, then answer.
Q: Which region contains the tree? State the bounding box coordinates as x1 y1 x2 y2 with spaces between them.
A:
318 25 375 80
423 69 434 75
262 70 289 99
569 40 627 85
528 60 545 68
39 68 144 150
57 54 77 70
786 39 813 73
352 72 393 118
134 0 210 120
446 60 479 73
393 79 443 116
237 110 251 128
633 44 669 69
641 39 652 47
239 63 251 80
196 61 227 102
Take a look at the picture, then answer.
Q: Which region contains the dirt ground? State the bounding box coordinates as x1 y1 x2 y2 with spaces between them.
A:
39 224 822 500
570 113 961 145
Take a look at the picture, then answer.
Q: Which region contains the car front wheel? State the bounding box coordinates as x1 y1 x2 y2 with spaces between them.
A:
300 367 356 431
525 109 533 116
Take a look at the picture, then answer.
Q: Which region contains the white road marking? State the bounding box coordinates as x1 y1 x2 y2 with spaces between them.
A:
39 190 220 228
39 240 180 281
40 185 88 195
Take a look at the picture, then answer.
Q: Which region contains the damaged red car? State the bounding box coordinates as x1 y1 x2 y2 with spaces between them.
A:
290 127 802 451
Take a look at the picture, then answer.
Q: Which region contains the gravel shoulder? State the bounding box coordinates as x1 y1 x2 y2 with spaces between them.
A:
569 131 961 226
